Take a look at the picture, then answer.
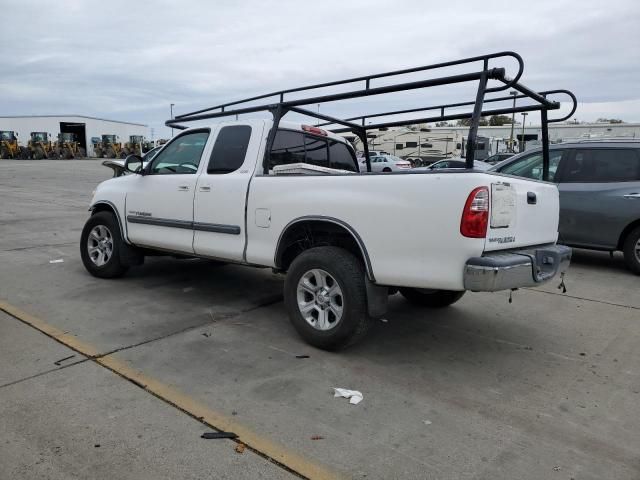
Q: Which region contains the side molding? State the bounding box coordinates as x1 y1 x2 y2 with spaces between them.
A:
275 215 375 281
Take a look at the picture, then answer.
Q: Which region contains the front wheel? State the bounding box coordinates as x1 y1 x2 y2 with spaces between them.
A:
399 288 465 307
623 226 640 275
80 211 128 278
284 246 372 350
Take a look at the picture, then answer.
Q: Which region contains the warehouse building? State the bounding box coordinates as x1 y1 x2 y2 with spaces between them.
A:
0 115 148 157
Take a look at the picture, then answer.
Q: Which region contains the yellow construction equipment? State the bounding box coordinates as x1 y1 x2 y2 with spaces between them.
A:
55 133 86 159
26 132 55 159
100 134 124 158
123 135 144 156
0 131 27 159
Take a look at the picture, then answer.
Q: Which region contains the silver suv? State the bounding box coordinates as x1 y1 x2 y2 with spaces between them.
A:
491 141 640 274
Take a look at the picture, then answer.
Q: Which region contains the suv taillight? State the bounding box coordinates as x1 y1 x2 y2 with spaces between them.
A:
460 187 489 238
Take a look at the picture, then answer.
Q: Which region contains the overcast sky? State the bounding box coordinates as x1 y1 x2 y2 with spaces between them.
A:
3 0 639 137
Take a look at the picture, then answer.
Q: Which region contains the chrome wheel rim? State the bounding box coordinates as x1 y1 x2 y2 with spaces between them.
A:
296 269 344 331
87 225 113 267
635 238 640 263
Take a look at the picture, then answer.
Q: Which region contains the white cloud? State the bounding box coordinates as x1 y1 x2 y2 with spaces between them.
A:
3 0 639 138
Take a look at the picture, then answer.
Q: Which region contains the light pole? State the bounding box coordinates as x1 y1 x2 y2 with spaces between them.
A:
508 90 517 151
520 112 528 152
170 103 175 137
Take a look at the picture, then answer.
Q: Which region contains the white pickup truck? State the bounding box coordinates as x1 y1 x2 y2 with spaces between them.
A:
81 119 571 349
80 53 575 349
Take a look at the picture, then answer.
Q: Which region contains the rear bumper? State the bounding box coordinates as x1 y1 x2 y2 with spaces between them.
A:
463 244 571 292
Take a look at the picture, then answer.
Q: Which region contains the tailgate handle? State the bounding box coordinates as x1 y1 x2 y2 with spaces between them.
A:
527 192 537 205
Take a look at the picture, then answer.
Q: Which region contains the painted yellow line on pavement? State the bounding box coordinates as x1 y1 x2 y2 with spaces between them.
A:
0 300 339 480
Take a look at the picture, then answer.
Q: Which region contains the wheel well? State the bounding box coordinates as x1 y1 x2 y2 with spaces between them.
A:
90 202 125 240
618 218 640 250
275 220 373 279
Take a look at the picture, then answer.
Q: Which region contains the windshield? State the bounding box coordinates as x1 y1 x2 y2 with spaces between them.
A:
130 136 143 143
60 133 74 141
31 132 47 141
0 131 15 141
102 135 116 143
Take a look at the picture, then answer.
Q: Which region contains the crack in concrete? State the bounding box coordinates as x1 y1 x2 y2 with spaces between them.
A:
522 287 640 310
0 359 89 390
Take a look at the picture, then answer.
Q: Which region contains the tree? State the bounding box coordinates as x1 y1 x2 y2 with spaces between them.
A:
456 117 488 127
596 118 624 124
488 115 514 126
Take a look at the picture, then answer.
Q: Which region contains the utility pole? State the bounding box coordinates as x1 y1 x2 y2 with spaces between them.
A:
509 90 517 151
520 112 528 152
170 103 175 137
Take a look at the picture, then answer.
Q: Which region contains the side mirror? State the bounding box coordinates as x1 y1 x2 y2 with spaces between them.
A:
124 154 143 174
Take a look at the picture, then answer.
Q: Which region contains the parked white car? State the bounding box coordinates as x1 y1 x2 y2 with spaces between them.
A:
80 52 575 350
361 155 412 172
81 119 571 350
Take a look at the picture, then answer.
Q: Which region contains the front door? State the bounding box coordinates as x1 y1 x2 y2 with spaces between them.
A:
193 123 262 261
126 129 210 253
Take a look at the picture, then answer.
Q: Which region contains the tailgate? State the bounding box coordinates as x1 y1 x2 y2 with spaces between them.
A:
484 176 560 251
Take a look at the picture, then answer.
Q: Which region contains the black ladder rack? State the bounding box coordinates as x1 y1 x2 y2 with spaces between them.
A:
166 51 576 179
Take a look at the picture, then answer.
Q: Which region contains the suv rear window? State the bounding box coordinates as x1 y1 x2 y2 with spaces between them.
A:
562 149 640 182
269 130 357 172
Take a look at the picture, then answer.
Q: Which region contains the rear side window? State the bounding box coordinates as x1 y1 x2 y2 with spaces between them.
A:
207 125 251 174
270 130 305 170
328 140 357 172
304 135 329 167
562 149 640 183
269 130 357 172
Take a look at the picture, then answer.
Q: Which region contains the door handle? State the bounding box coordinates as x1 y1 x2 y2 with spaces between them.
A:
178 185 190 191
623 193 640 199
199 186 211 192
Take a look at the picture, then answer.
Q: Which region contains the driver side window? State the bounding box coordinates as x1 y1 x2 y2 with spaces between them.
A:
148 131 209 175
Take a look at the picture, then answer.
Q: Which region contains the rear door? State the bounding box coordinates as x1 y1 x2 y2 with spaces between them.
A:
193 123 263 261
555 147 640 248
126 129 210 252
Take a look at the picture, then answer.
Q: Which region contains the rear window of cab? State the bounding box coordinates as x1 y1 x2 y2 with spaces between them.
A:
269 130 358 172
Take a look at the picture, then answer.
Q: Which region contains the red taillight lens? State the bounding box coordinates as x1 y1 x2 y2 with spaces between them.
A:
460 186 489 238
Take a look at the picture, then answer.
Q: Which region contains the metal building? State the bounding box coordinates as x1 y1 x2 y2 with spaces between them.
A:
0 115 148 157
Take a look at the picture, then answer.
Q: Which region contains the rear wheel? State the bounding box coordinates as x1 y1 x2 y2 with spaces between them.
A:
78 147 86 158
623 226 640 275
284 246 372 350
399 288 465 307
106 148 116 158
0 146 8 159
34 147 44 159
382 167 392 172
80 211 129 278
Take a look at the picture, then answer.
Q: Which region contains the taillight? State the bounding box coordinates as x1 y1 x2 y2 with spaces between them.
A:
460 186 489 238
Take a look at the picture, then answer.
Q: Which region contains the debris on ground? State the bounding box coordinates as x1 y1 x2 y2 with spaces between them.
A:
311 435 324 440
53 354 75 366
201 432 238 439
333 388 363 405
235 443 245 454
49 259 64 264
202 332 211 338
380 318 388 323
423 420 432 425
295 355 310 359
552 465 561 471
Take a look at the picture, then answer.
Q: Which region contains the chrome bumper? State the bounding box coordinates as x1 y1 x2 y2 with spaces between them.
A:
463 244 571 292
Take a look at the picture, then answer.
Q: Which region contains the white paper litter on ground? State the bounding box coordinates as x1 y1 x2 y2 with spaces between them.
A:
49 259 64 264
333 388 363 405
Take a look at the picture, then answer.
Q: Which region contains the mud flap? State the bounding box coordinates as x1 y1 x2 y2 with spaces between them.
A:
365 278 388 318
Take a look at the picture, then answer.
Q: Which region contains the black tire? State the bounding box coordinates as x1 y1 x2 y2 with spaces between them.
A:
94 147 103 158
78 147 86 158
622 226 640 275
382 167 392 172
34 147 44 160
399 288 465 307
284 246 372 350
80 211 129 278
0 146 8 159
